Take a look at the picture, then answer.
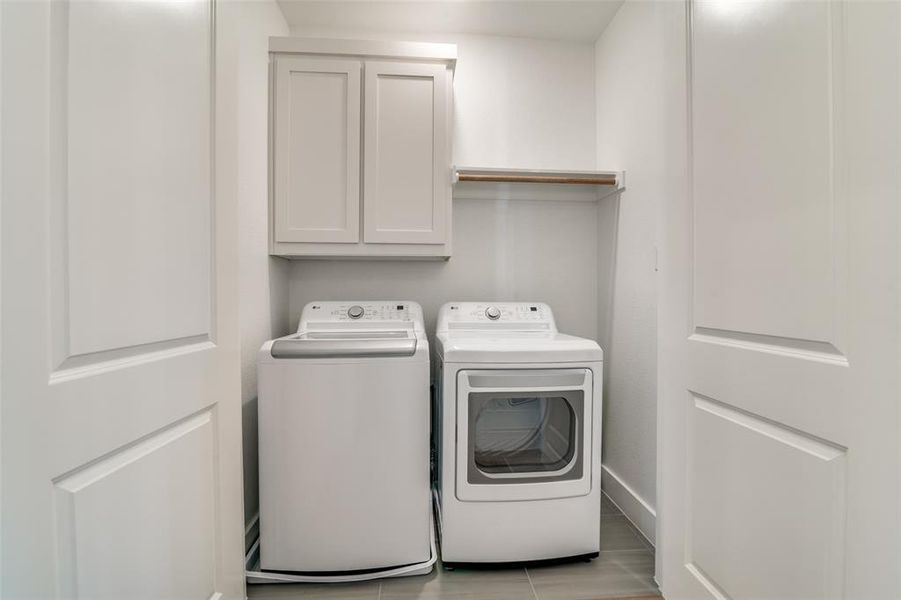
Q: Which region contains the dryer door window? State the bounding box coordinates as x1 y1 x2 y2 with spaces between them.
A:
468 391 584 484
456 368 594 501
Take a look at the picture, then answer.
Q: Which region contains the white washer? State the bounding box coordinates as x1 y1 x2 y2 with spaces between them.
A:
434 302 603 564
257 301 431 573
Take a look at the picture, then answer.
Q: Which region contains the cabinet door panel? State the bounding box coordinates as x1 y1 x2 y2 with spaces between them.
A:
274 57 360 243
363 62 448 244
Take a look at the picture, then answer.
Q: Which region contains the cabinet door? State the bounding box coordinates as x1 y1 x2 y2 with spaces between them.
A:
274 57 361 243
363 62 448 245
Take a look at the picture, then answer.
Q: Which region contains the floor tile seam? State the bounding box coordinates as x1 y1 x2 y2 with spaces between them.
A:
524 567 540 600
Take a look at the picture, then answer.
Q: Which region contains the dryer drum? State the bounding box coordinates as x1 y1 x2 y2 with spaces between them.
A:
472 395 577 474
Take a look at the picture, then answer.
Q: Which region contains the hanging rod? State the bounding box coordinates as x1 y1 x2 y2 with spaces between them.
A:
453 167 621 187
452 167 624 202
456 173 617 185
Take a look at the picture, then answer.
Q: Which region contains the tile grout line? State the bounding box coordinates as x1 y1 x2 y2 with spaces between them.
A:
525 568 540 600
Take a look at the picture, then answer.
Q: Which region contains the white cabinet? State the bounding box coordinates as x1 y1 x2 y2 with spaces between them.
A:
273 58 361 244
363 62 448 245
270 39 455 258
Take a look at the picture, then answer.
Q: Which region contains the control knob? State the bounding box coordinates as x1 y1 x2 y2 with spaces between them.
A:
347 305 364 319
485 306 501 320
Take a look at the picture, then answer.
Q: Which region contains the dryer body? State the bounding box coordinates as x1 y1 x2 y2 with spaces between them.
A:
434 302 604 564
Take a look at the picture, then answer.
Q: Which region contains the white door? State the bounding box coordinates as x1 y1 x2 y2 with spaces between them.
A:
659 1 901 598
363 61 448 245
273 57 361 244
1 1 244 599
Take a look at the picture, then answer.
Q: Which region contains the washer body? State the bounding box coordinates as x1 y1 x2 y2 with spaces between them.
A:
258 301 430 572
434 302 603 564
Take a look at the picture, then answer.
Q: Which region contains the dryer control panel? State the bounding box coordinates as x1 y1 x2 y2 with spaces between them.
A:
436 302 556 332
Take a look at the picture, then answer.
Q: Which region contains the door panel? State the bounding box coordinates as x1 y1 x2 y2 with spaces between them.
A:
54 411 216 600
1 1 244 598
363 61 448 244
691 0 839 346
64 0 212 357
660 1 901 598
274 57 361 243
688 394 845 600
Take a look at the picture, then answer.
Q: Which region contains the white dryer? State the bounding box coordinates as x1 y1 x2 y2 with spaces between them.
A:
434 302 603 564
257 301 431 574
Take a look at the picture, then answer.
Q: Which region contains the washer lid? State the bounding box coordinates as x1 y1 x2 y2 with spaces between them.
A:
271 330 417 359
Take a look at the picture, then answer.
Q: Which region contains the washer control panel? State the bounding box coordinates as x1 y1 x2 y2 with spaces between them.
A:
437 302 555 331
300 301 421 324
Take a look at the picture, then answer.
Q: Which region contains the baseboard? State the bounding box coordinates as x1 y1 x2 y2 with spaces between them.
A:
245 512 260 554
601 464 656 546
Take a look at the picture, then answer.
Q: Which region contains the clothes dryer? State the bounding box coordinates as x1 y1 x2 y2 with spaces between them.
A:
433 302 603 564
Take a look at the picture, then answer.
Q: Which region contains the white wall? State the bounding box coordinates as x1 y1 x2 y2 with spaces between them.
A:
593 0 666 543
285 31 600 339
235 0 290 533
289 198 601 339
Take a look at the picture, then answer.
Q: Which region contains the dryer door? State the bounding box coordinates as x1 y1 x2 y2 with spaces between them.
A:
456 369 593 502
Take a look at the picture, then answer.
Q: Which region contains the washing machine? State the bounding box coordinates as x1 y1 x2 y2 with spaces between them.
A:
433 302 603 564
257 301 431 575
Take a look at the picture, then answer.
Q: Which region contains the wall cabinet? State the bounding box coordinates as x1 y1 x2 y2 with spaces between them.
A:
270 39 456 258
273 57 361 244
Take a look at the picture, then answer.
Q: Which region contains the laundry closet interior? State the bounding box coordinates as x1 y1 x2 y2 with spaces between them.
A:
240 1 657 596
4 0 900 599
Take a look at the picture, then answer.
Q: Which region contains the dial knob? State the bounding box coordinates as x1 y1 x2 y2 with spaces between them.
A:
485 306 501 320
347 305 364 319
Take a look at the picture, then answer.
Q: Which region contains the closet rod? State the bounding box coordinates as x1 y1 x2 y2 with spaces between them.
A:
456 173 617 186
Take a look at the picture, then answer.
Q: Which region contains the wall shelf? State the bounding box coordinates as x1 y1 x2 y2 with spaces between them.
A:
452 166 624 202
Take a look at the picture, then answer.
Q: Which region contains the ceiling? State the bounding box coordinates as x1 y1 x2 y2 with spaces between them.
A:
276 1 625 43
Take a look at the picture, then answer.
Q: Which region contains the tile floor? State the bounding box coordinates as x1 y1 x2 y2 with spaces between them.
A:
247 494 660 600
